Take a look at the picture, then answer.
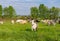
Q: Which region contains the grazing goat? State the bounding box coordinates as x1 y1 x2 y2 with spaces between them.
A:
11 20 14 24
16 19 27 24
41 19 56 26
0 21 3 24
47 20 56 26
56 19 60 24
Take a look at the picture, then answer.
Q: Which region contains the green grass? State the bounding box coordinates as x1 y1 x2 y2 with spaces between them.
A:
0 22 60 41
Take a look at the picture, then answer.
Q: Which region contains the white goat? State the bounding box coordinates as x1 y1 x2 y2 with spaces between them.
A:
16 19 27 24
0 21 3 24
11 20 14 24
31 20 37 31
41 19 56 26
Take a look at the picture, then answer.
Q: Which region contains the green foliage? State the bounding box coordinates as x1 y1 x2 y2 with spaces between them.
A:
3 7 9 18
39 4 49 19
0 5 2 17
30 7 39 19
8 6 16 18
3 6 16 18
30 4 60 19
0 21 60 41
50 7 59 19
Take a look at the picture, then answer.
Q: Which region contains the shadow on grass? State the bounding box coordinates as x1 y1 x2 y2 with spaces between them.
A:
25 29 38 32
25 29 32 31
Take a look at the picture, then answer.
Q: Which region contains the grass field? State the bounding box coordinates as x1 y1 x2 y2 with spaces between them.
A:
0 21 60 41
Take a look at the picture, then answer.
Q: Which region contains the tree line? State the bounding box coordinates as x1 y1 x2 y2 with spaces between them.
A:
30 4 60 20
0 5 16 19
0 4 60 20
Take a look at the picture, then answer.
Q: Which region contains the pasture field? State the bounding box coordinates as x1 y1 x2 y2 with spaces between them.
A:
0 21 60 41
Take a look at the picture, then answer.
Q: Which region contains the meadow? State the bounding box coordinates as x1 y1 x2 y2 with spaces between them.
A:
0 21 60 41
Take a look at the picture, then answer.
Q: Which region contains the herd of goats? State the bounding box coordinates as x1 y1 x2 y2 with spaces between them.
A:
0 18 60 31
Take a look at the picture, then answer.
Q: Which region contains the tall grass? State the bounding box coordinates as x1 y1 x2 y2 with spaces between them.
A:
0 22 60 41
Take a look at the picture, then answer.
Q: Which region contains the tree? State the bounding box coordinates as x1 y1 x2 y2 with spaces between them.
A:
3 6 16 18
0 5 2 18
50 7 59 19
39 4 49 19
30 7 39 19
8 6 16 18
3 7 9 17
30 4 60 20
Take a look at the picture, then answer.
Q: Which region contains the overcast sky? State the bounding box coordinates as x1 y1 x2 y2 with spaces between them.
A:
0 0 60 15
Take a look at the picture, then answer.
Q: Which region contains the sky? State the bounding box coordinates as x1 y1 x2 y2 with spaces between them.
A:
0 0 60 15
